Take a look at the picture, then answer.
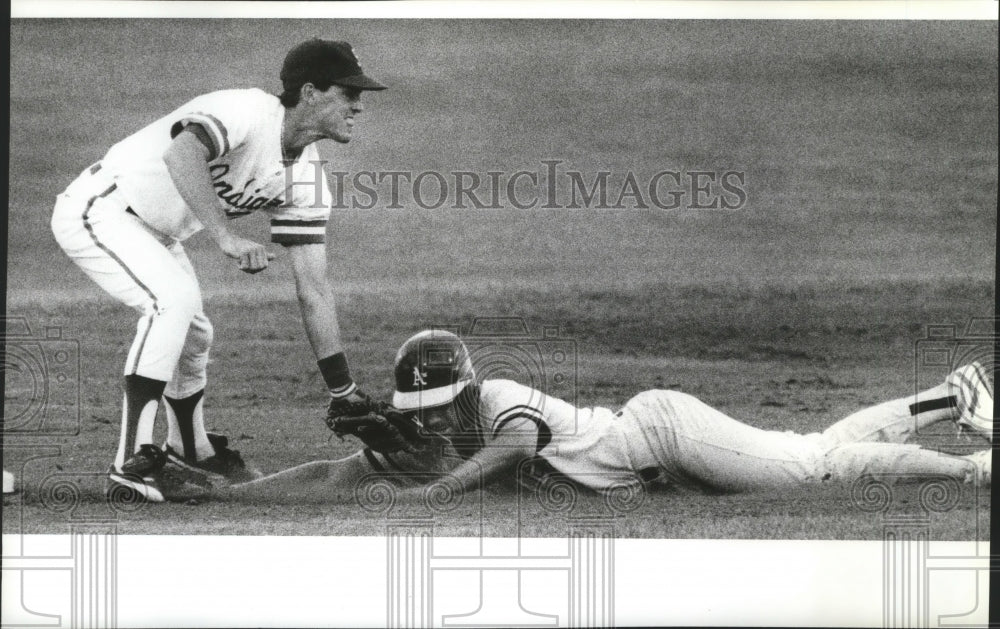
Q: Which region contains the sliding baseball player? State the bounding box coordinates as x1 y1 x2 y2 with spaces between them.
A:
210 330 992 504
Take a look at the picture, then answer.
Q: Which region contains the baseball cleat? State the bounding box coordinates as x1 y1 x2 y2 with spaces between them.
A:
164 433 262 484
106 444 168 503
155 461 218 501
963 449 992 486
947 362 994 443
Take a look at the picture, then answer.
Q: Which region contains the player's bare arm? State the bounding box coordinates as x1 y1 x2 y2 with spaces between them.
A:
215 420 532 505
285 240 384 424
287 242 345 359
216 454 370 504
162 128 274 274
391 431 535 503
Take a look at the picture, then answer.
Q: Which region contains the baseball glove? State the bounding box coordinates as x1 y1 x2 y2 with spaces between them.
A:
329 408 427 454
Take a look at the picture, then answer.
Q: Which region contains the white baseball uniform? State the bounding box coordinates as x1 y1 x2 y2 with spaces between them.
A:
465 379 977 493
51 88 332 395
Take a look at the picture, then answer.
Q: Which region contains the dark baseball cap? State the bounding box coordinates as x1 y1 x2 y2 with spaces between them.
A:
281 39 386 91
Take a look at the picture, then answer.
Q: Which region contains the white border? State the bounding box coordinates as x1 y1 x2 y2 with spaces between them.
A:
3 535 989 627
10 0 1000 20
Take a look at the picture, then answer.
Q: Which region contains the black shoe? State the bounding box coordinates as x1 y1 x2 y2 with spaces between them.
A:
164 433 261 484
106 444 168 503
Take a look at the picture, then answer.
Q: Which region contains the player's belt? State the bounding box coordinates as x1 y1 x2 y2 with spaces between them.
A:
85 163 136 217
85 162 159 221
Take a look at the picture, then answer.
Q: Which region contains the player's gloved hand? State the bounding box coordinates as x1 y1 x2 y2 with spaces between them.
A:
217 231 275 274
329 409 428 454
325 389 382 424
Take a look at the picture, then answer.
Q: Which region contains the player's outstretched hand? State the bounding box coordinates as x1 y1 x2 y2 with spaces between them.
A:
218 233 275 274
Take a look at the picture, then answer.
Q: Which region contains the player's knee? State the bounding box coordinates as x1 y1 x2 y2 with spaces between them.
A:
190 315 214 355
156 282 200 321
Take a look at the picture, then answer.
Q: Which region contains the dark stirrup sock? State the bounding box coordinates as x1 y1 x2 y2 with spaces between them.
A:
164 389 206 460
121 374 167 460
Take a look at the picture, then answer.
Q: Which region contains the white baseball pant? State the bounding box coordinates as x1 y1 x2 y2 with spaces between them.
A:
618 383 973 492
50 164 212 398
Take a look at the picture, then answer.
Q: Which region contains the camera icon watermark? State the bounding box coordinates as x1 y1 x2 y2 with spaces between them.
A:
463 317 575 388
2 316 81 436
421 317 578 433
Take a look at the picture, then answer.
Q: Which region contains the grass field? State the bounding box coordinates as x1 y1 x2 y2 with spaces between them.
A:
4 20 996 539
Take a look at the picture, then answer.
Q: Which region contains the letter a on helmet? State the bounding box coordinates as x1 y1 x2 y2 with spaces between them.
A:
393 329 475 410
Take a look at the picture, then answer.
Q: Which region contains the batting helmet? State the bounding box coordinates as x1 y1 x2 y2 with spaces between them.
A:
392 330 475 411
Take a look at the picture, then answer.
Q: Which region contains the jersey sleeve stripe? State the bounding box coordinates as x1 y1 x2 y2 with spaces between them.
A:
492 405 545 434
198 112 230 156
170 121 220 161
491 408 545 437
271 219 328 228
270 219 327 245
270 224 327 235
178 112 230 157
495 404 545 420
492 412 552 452
177 115 224 157
271 233 325 246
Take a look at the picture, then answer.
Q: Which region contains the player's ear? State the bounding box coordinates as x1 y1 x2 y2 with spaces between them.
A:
299 82 317 103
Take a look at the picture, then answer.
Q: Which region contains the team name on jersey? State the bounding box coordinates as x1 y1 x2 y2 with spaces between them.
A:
210 164 284 214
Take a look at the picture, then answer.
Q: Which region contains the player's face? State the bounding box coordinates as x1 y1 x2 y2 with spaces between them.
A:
420 404 458 434
313 85 363 143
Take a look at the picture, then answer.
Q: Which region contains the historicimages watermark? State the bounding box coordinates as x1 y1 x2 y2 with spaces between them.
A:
283 159 748 210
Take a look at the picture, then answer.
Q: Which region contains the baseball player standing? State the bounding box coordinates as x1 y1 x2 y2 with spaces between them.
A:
50 39 387 502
